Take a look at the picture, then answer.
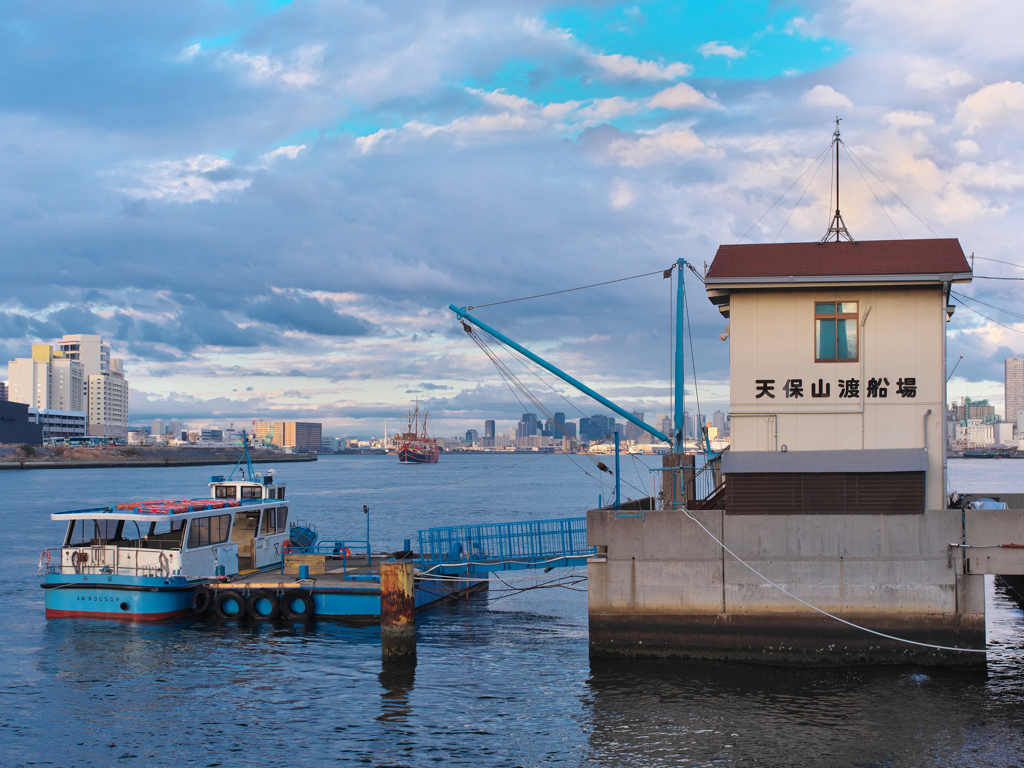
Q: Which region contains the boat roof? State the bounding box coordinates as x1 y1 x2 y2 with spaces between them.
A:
51 497 279 522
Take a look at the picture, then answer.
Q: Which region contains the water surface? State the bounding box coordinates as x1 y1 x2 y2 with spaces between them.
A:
3 455 1023 766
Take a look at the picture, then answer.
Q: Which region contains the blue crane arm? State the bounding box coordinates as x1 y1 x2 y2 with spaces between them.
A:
449 304 672 445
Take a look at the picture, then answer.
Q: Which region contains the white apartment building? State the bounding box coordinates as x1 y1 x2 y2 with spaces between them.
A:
88 358 129 439
57 334 129 439
954 420 994 448
8 345 85 413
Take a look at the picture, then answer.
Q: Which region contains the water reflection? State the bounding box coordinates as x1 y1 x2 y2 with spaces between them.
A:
378 657 416 722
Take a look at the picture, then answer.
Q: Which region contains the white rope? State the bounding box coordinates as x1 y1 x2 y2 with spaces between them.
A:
682 509 987 654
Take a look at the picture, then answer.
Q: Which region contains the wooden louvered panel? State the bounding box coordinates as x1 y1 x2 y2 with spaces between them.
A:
725 472 925 515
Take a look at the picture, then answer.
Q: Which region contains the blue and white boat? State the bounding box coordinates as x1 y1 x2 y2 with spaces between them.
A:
40 437 291 621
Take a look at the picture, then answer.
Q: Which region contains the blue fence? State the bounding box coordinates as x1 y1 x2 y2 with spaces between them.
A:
417 517 594 574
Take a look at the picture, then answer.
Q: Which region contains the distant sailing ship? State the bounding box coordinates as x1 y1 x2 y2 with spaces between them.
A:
397 400 439 464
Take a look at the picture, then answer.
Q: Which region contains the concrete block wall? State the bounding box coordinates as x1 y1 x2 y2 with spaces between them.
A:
587 508 986 666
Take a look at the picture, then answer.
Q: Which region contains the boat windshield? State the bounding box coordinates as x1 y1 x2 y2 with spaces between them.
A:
65 518 187 549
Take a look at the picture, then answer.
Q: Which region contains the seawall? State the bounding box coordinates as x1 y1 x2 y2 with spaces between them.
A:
586 508 986 667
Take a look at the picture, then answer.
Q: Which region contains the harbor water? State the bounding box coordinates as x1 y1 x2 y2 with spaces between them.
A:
3 455 1024 766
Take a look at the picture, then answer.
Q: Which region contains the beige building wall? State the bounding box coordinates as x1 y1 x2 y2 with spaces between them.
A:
51 358 84 412
1005 356 1024 425
728 285 946 508
87 371 129 438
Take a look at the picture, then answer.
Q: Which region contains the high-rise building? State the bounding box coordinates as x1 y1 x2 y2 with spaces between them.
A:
624 411 645 441
1006 356 1024 424
151 419 165 436
168 418 185 438
484 420 495 439
517 413 539 437
56 334 128 439
253 421 323 451
465 429 479 444
8 345 84 413
0 381 6 401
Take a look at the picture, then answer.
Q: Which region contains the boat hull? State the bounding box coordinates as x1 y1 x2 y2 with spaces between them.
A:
398 444 439 463
42 574 198 621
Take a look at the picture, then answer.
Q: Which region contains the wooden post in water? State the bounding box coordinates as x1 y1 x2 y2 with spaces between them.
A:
380 561 416 658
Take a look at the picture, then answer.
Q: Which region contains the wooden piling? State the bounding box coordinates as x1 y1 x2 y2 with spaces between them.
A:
380 561 416 658
662 452 695 508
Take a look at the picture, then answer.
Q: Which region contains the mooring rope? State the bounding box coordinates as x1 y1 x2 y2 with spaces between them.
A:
681 509 988 654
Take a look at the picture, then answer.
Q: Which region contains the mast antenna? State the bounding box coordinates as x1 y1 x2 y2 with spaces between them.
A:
820 117 855 244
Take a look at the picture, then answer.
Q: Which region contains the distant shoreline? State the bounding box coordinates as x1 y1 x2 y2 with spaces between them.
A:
0 454 317 471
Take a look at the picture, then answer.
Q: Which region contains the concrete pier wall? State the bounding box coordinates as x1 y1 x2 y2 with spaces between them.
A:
587 508 986 667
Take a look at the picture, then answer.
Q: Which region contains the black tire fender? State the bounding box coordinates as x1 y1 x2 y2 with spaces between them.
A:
280 589 314 620
212 589 247 620
191 586 214 615
246 590 281 620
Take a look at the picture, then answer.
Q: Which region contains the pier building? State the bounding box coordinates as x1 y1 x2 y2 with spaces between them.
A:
586 238 997 666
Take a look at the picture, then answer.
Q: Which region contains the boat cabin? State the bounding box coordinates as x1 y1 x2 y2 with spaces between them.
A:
50 472 290 580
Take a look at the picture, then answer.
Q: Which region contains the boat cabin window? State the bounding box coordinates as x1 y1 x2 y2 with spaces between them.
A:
143 519 186 549
66 519 122 546
241 486 262 499
187 514 231 548
261 506 289 534
232 511 261 541
215 485 237 499
277 487 286 499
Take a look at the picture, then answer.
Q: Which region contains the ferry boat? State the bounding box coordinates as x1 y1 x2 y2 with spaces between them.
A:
397 400 439 463
39 435 292 621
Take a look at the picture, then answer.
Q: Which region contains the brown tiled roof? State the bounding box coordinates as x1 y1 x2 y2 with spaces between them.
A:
705 239 971 280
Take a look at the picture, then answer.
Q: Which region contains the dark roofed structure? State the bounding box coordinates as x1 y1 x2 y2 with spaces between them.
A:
705 238 972 283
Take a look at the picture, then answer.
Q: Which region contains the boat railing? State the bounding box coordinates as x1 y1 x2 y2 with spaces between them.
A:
692 447 728 505
41 545 177 578
417 517 594 571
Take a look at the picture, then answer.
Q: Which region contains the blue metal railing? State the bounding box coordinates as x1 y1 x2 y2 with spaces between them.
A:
417 517 594 573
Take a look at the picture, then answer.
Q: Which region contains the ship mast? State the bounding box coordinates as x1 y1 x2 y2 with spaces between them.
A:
820 117 855 244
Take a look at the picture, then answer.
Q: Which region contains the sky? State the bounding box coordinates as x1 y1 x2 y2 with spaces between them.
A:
3 0 1024 438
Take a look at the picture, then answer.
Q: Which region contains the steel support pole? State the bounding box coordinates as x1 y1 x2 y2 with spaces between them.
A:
380 561 416 659
614 431 620 510
674 259 685 451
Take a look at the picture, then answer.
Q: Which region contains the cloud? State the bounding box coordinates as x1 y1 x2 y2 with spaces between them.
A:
176 43 201 63
881 110 935 128
604 127 714 169
583 52 692 81
648 82 721 110
801 84 853 108
220 44 325 88
417 382 452 390
354 83 720 153
117 155 251 202
246 294 375 337
609 177 635 210
954 139 981 157
784 15 823 39
260 145 306 163
698 41 745 60
955 81 1024 134
906 66 978 92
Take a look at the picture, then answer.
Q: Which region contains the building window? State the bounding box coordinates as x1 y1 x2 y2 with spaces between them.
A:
815 302 858 362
